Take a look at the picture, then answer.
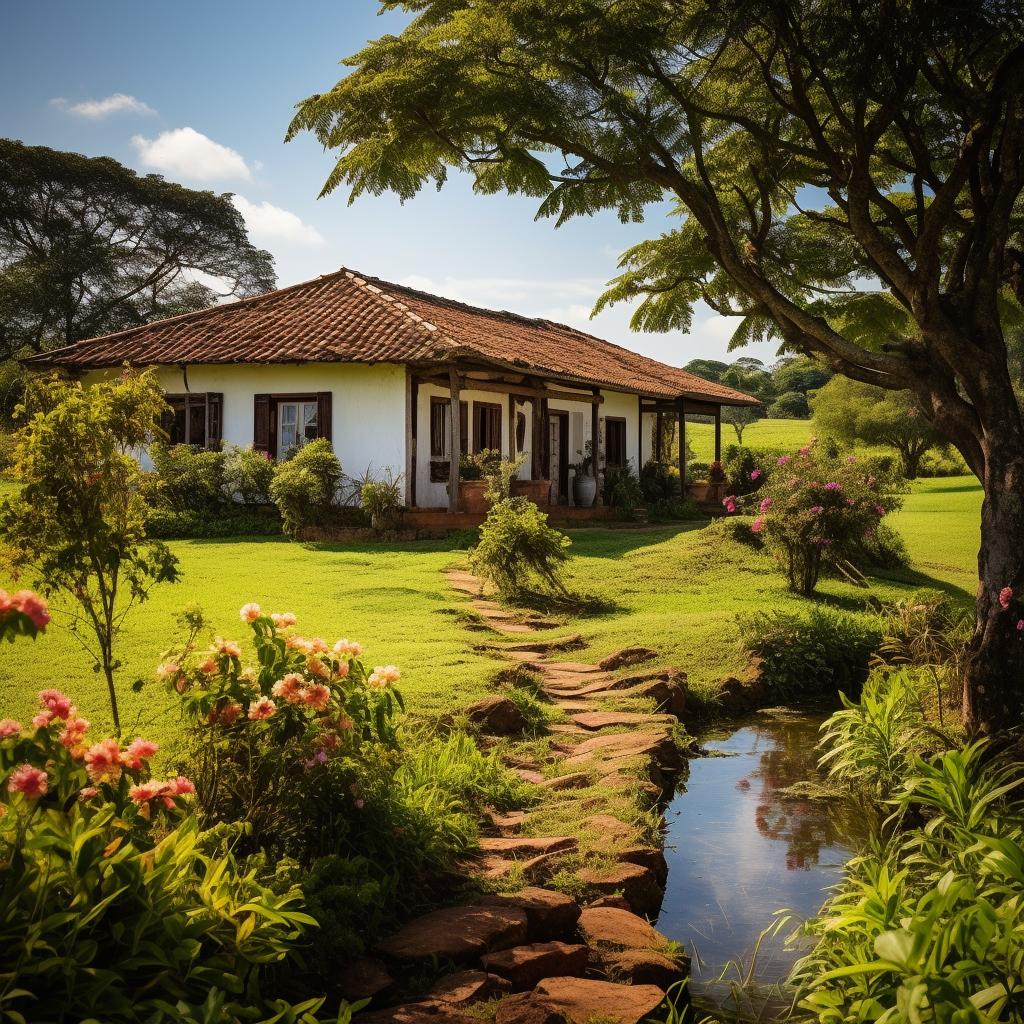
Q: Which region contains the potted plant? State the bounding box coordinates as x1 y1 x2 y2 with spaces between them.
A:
707 459 727 502
569 441 598 507
456 451 492 513
360 474 404 532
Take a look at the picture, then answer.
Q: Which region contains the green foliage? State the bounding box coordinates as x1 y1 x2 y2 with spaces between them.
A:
150 442 227 514
647 497 702 522
639 460 680 503
721 444 773 496
721 404 763 442
0 138 274 358
471 496 571 598
919 446 970 478
502 684 551 736
270 439 342 538
818 669 932 799
738 607 881 701
224 445 276 505
767 390 810 419
811 377 944 479
726 441 903 595
845 522 909 572
359 472 405 531
146 507 282 540
602 464 643 518
793 741 1024 1022
0 371 179 733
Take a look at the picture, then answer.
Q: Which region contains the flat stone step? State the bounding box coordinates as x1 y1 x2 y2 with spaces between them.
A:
471 852 564 881
571 711 677 731
478 634 584 654
377 905 527 961
477 887 581 942
542 661 606 675
478 836 577 857
481 941 589 992
531 977 666 1024
562 729 679 771
539 771 592 791
576 905 671 952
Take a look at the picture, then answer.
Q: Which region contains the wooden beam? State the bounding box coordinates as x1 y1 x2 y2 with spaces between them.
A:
540 395 550 479
655 411 663 462
637 394 644 471
408 370 418 509
531 396 543 481
415 374 603 405
448 368 461 514
508 393 516 461
591 387 600 504
677 397 686 491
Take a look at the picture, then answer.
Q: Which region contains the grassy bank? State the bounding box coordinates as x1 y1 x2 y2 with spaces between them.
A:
0 476 981 748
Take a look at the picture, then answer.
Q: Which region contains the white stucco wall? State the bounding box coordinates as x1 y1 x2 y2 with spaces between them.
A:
83 362 409 500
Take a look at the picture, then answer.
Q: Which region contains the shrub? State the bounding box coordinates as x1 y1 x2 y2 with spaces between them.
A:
150 442 227 514
706 513 764 549
471 496 571 598
845 521 909 570
793 741 1024 1022
687 460 710 480
919 445 970 477
0 430 14 472
724 441 903 594
817 669 931 799
647 497 702 522
270 438 342 537
167 602 403 862
767 389 809 418
0 600 335 1024
738 606 882 700
360 472 404 531
722 444 770 495
640 460 680 503
146 507 283 539
602 464 643 518
224 444 276 504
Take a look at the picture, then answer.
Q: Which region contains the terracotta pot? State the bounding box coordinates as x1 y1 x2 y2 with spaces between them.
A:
511 479 551 506
687 481 710 503
458 480 491 514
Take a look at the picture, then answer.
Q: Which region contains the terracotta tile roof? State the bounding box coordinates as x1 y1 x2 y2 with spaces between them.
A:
25 267 758 405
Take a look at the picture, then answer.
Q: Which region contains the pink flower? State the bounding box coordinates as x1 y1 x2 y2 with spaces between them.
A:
0 719 22 739
999 586 1014 610
171 776 195 796
129 781 162 806
121 738 159 770
271 673 305 703
777 456 791 466
750 468 762 481
307 656 330 679
240 603 262 623
368 665 401 689
12 591 50 630
84 738 122 783
248 696 276 720
824 482 841 491
308 637 329 654
798 446 810 456
1017 620 1024 632
301 683 331 711
219 701 243 725
214 638 242 658
59 714 90 750
758 497 773 513
8 763 49 799
336 713 354 732
303 750 329 768
722 496 738 514
751 517 764 534
157 661 182 680
271 612 297 628
809 505 824 515
846 455 858 464
78 786 99 801
333 659 350 680
198 657 218 674
333 639 363 658
32 711 54 730
873 504 886 517
38 689 73 720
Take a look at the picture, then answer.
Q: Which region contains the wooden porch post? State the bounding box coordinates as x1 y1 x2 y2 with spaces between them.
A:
591 388 600 503
655 410 663 462
447 367 461 513
408 372 418 508
531 393 543 480
637 394 643 470
508 393 516 461
540 395 550 479
714 406 722 463
677 398 686 491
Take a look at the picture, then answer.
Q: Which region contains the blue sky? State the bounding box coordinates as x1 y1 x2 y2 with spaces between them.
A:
1 0 777 366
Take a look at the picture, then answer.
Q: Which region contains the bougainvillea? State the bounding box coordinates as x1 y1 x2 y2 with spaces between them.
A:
723 442 901 594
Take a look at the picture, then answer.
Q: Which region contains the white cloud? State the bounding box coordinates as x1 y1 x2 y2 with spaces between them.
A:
51 93 156 118
131 127 251 181
231 196 323 246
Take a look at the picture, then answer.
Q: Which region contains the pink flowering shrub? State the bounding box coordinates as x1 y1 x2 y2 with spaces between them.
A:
167 603 404 859
723 441 902 594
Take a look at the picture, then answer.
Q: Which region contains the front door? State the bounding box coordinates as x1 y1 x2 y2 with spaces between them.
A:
548 412 569 504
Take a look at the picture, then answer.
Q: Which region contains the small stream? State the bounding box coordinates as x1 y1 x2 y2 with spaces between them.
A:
657 709 866 990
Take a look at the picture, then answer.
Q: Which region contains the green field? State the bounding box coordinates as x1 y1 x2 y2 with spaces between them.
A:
0 476 981 751
686 416 818 461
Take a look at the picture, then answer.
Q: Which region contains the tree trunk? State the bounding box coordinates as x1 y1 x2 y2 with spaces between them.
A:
963 450 1024 733
900 445 922 480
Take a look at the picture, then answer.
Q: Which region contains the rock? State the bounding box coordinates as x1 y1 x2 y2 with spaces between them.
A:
577 862 663 918
356 1003 478 1024
604 949 686 988
467 695 530 735
478 836 577 858
582 813 635 844
594 678 686 718
571 711 676 731
531 977 666 1024
542 662 606 675
488 809 528 833
514 768 547 785
377 905 528 961
430 969 512 1006
598 647 658 671
540 771 592 791
337 957 393 1000
587 894 632 910
617 847 669 887
494 992 565 1024
482 942 590 991
615 667 687 689
577 906 670 952
564 730 681 772
483 635 584 654
479 887 581 941
597 772 662 801
717 656 769 712
473 852 564 882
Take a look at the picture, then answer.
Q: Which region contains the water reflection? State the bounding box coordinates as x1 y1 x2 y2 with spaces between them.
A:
658 710 863 982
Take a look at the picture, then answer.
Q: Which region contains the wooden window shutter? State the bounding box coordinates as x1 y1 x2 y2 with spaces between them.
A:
459 400 468 455
206 393 223 448
317 392 333 443
254 394 271 453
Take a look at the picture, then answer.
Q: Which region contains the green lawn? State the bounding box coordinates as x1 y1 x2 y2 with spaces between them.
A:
0 476 982 751
686 416 817 461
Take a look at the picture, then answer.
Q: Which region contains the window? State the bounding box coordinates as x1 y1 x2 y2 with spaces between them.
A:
164 393 223 448
473 402 503 453
428 397 468 482
605 417 627 467
254 393 332 458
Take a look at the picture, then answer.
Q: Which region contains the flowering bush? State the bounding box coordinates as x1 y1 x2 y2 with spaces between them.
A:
0 595 343 1023
723 442 901 594
166 602 403 859
270 438 342 537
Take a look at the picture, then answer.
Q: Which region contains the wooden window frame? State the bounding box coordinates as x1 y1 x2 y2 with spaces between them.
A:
428 396 468 482
473 400 503 454
164 393 223 449
605 416 627 467
254 392 332 459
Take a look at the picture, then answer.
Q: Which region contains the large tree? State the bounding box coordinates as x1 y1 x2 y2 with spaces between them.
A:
811 375 944 478
289 0 1024 733
0 139 276 358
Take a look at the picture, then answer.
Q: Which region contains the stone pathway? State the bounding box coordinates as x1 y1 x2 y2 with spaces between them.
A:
349 569 692 1023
